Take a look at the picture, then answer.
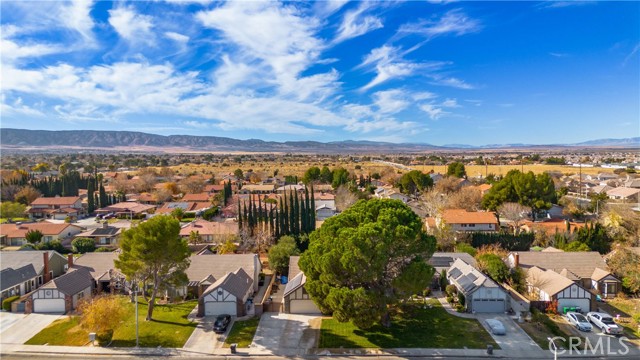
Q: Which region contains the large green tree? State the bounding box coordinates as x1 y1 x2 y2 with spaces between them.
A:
25 229 44 244
0 201 26 219
268 235 300 274
482 170 556 220
447 162 467 178
397 170 433 195
299 199 436 329
303 166 321 184
115 215 190 320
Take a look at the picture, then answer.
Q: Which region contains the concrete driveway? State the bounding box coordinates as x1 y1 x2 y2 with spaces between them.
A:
476 314 540 352
183 315 226 353
558 314 640 356
0 312 61 344
251 312 320 355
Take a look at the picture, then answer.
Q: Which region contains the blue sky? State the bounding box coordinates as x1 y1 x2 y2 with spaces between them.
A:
1 0 638 146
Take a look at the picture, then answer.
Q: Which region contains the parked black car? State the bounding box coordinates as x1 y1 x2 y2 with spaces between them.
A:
213 314 232 334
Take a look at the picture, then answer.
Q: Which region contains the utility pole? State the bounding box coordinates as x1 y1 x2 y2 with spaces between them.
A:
579 161 582 199
135 279 139 348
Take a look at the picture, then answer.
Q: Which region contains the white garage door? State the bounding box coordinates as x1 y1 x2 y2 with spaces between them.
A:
557 298 590 314
204 301 236 316
472 299 506 313
33 299 65 313
290 300 321 314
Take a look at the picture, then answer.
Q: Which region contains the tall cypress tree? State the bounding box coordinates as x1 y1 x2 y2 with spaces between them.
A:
283 195 290 236
289 193 295 236
293 191 300 236
99 182 107 208
87 178 95 214
237 198 243 229
310 185 316 231
274 209 280 239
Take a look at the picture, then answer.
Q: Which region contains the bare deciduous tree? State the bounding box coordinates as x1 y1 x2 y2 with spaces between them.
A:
497 202 531 234
179 177 204 194
420 189 447 217
335 185 358 212
446 187 483 211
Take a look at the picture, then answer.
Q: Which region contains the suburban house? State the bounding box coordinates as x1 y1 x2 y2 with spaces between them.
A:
524 266 594 313
183 254 261 317
507 251 620 299
179 219 239 243
23 268 93 314
276 184 305 193
606 187 640 201
200 268 254 317
0 222 83 247
283 256 321 314
373 187 410 203
71 252 128 293
520 219 586 237
0 251 67 303
428 252 477 289
156 201 212 216
95 202 156 218
447 258 509 313
182 193 213 202
28 196 84 220
74 223 122 248
425 209 499 233
239 184 276 194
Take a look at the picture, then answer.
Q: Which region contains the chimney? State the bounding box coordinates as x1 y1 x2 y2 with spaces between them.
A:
67 253 74 269
103 222 108 229
43 252 51 283
513 252 520 268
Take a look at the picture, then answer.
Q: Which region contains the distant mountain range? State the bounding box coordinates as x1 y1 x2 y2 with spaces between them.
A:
0 129 638 153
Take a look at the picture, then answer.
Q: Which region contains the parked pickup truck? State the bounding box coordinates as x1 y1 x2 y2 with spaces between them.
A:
586 312 623 335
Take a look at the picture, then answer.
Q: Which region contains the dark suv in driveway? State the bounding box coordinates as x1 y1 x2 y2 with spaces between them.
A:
213 314 232 334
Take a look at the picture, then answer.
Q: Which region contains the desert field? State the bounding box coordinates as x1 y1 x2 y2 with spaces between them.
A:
167 161 611 178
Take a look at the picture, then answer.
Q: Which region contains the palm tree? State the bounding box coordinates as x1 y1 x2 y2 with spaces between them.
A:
171 207 185 221
188 230 201 245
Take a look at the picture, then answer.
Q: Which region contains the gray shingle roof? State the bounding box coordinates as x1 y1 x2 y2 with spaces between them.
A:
283 272 306 297
447 258 499 295
71 252 122 281
0 265 38 291
511 251 609 279
288 256 301 279
41 267 93 295
0 250 64 275
185 254 257 284
428 252 477 272
203 268 253 299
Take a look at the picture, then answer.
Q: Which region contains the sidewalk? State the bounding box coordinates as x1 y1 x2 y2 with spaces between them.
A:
432 290 476 318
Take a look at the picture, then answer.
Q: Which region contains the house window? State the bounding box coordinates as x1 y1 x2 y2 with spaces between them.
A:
78 291 85 300
606 283 616 295
38 276 43 285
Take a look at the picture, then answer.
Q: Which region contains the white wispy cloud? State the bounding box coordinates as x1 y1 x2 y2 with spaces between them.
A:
398 9 481 40
108 6 155 45
372 89 410 114
430 75 475 89
333 3 383 44
549 52 569 57
419 104 447 120
537 1 596 10
62 0 95 42
165 32 190 44
359 45 447 91
314 0 350 17
623 42 640 67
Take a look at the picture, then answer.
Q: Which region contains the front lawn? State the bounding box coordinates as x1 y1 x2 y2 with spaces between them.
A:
319 299 498 349
518 310 578 349
26 297 198 348
598 297 640 338
26 316 88 346
223 317 260 348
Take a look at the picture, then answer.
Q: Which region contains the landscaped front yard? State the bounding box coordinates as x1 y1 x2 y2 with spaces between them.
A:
319 299 498 349
598 297 640 338
223 317 260 348
26 297 197 348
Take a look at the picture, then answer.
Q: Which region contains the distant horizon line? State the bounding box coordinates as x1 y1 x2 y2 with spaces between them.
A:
1 128 639 149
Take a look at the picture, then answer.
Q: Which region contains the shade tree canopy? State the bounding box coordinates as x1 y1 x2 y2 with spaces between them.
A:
397 170 433 195
482 170 556 219
299 199 436 329
115 215 190 321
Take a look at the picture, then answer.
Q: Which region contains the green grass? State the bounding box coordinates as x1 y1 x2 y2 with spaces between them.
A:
599 298 640 338
26 297 198 348
319 299 498 349
0 217 29 224
223 317 261 348
25 317 88 346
